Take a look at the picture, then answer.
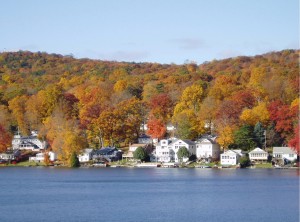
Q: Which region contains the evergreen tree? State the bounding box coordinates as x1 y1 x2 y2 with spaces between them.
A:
69 151 80 168
253 122 265 148
133 147 148 161
177 147 190 162
233 125 256 151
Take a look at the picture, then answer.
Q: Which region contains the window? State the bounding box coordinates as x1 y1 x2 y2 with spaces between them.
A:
289 154 294 157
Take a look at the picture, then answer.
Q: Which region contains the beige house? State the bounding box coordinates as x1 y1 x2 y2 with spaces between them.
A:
249 148 268 163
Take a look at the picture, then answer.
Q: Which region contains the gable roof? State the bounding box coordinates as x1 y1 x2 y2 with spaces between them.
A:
273 147 296 155
222 150 242 156
169 139 195 146
249 147 268 154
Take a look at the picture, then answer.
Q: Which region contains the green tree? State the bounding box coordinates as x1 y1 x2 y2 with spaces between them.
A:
69 151 80 168
133 147 148 161
233 125 256 151
253 122 265 148
239 155 251 168
177 147 190 162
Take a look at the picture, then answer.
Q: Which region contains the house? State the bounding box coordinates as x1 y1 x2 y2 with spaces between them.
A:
78 148 94 163
249 147 268 162
273 147 297 162
220 150 243 166
123 143 151 160
138 135 152 144
29 151 56 162
154 138 196 163
92 147 122 162
0 150 21 161
196 135 220 160
12 130 46 151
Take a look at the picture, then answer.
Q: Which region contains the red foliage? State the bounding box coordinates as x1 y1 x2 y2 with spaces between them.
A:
288 124 299 155
146 117 166 139
149 93 173 121
268 100 296 138
0 124 12 152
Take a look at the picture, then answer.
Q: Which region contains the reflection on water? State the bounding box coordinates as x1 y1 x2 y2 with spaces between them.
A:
0 167 299 222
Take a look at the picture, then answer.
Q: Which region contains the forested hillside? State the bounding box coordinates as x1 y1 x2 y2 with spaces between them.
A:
0 50 298 162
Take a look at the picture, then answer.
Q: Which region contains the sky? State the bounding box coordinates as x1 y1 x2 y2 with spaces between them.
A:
0 0 299 64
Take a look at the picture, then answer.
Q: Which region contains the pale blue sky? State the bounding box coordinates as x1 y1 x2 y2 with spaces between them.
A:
1 0 299 64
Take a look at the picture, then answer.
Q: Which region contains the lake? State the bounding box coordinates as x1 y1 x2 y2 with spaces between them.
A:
0 167 298 222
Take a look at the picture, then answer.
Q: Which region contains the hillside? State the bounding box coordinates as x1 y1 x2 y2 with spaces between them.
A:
0 49 298 161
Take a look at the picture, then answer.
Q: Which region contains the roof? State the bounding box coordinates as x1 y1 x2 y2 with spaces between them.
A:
130 144 148 148
94 147 119 155
222 150 240 156
181 139 196 146
169 139 195 146
81 148 93 154
197 135 218 144
273 147 296 155
249 147 268 154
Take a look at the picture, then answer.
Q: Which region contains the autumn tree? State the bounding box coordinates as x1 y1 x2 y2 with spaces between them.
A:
288 124 299 155
8 95 29 135
146 117 166 140
216 125 236 151
42 104 87 164
148 93 173 122
268 100 298 141
240 102 269 126
208 75 239 101
0 124 12 152
173 84 204 139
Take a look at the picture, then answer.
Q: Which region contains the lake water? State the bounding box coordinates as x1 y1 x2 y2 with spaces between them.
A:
0 167 299 222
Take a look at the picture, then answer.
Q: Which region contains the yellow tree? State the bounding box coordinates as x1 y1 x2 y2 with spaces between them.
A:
113 80 128 93
42 104 86 164
8 95 30 135
240 102 270 126
216 125 236 151
173 84 204 138
208 75 239 101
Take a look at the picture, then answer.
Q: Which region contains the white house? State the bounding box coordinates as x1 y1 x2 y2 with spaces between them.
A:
154 138 196 163
78 149 94 163
249 147 268 162
123 144 151 160
273 147 297 162
12 130 46 151
220 150 243 166
0 150 21 161
196 135 220 160
29 151 56 162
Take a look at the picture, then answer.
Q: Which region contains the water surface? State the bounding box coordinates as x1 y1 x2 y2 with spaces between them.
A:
0 167 298 222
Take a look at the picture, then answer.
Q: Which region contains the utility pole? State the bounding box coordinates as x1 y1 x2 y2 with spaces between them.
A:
264 130 267 150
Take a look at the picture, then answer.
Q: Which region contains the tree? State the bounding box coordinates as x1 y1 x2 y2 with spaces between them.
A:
0 124 12 152
146 117 166 140
44 151 51 166
240 102 269 126
233 125 256 151
288 124 299 155
239 155 251 168
69 151 80 167
216 125 236 151
208 75 239 101
8 95 29 135
133 147 148 161
174 84 203 113
148 93 173 122
177 147 190 162
253 122 265 148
